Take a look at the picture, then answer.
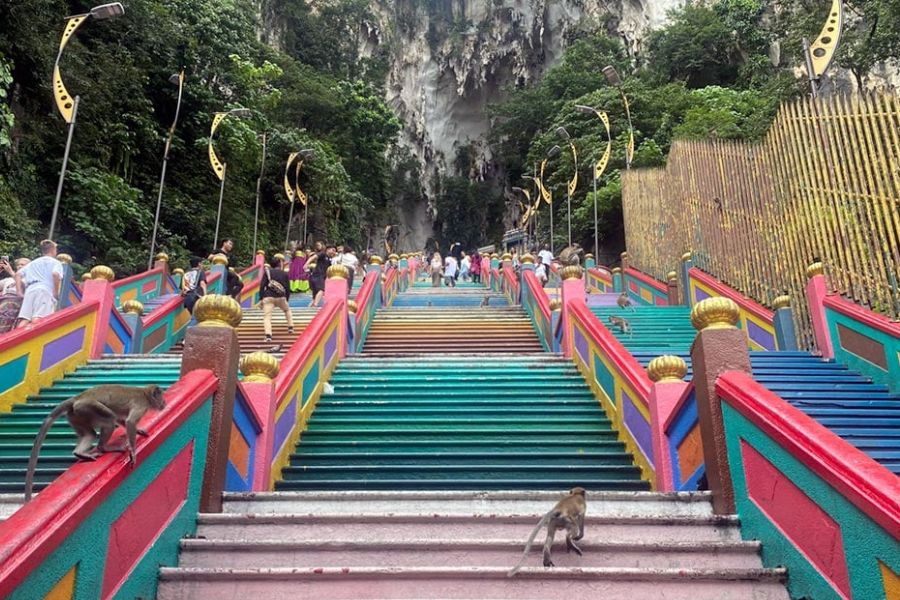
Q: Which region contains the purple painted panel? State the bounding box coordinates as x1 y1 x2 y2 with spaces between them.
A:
39 326 86 372
324 328 337 365
272 393 298 456
574 325 589 365
746 319 776 351
621 389 655 467
694 287 711 302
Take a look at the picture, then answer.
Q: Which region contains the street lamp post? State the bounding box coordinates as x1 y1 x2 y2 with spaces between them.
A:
541 145 561 254
602 66 634 170
48 2 125 241
284 149 314 249
208 107 252 250
556 127 578 247
148 71 184 270
575 105 613 260
252 132 268 254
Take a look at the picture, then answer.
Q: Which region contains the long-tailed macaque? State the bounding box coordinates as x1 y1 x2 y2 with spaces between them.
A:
608 315 632 336
616 291 634 310
508 487 587 576
24 384 165 500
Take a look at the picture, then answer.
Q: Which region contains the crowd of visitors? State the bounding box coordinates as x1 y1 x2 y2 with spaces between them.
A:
422 242 562 289
0 240 63 333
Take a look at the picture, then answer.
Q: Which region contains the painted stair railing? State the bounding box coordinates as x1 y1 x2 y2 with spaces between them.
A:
0 369 218 600
717 372 900 600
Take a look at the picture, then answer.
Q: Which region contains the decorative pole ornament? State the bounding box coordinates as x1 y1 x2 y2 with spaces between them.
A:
556 127 578 248
48 3 125 242
208 107 252 250
602 65 634 169
803 0 844 96
284 149 314 249
575 105 613 260
148 69 185 270
542 145 561 255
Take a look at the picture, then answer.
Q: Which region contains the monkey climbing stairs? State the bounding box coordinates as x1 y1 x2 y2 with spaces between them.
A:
593 304 900 476
0 355 183 495
156 490 788 599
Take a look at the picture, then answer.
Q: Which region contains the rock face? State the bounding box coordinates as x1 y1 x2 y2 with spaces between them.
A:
356 0 684 248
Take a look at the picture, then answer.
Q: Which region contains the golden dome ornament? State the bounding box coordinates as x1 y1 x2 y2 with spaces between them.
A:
327 264 350 280
193 294 243 328
690 297 740 331
89 265 115 282
122 300 144 316
647 355 688 382
240 351 280 383
560 266 584 280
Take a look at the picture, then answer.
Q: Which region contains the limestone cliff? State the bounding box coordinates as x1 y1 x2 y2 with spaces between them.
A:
356 0 684 248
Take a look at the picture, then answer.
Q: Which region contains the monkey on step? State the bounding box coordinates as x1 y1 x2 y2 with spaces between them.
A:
508 487 587 576
616 291 635 311
608 315 632 337
24 384 165 500
480 295 490 307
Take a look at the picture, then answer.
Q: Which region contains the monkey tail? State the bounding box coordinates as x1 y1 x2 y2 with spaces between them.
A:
507 510 557 577
24 401 71 501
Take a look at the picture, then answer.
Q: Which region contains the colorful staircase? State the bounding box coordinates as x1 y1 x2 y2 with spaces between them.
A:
362 305 543 355
0 355 183 495
156 491 788 599
276 355 648 491
593 305 900 476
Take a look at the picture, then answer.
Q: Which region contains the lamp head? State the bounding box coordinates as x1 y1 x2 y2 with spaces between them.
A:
547 145 561 158
555 126 570 141
574 104 596 115
89 2 125 20
299 148 315 160
168 73 181 85
229 108 252 118
602 65 622 86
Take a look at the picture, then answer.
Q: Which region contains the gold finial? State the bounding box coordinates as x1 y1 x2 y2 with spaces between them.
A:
620 251 629 260
155 252 169 263
681 251 692 262
256 249 266 256
560 265 584 280
211 254 229 266
521 253 535 264
400 253 408 260
584 253 594 260
240 351 279 383
611 267 622 274
500 252 513 261
81 272 92 281
369 255 384 265
347 300 358 313
327 264 350 280
294 250 304 257
647 355 688 382
122 300 144 316
691 297 740 331
489 253 499 260
667 271 678 282
388 253 399 261
806 262 824 278
549 298 562 311
274 253 285 262
172 268 185 276
57 253 73 264
89 265 115 281
194 294 243 328
772 295 791 310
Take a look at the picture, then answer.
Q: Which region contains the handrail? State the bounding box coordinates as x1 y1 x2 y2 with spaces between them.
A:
717 371 900 534
663 380 696 433
502 265 519 304
568 298 652 399
382 267 399 307
0 369 218 590
523 269 550 322
275 301 341 402
823 293 900 338
0 301 96 353
588 266 613 285
142 293 185 330
690 267 773 323
111 266 165 290
625 266 668 294
355 270 378 326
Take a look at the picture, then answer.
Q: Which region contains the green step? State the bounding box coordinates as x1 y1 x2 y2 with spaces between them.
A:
289 453 635 466
274 478 651 491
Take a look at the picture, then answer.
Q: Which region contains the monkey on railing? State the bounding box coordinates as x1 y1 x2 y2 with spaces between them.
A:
24 384 166 500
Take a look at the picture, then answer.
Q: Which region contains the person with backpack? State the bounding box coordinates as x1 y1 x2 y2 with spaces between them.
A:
181 256 207 314
260 256 294 342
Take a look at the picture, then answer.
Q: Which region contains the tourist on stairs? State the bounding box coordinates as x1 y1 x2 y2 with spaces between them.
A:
261 256 294 343
15 239 63 328
470 252 481 284
289 250 309 295
430 252 443 287
181 256 207 314
459 251 470 281
444 254 458 287
307 241 332 307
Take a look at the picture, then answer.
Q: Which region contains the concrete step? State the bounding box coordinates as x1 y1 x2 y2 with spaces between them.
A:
157 566 788 599
177 538 764 570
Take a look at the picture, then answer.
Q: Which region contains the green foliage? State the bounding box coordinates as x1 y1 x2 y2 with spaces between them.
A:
0 0 414 272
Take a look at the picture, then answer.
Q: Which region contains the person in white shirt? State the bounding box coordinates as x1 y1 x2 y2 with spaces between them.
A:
534 256 549 287
340 245 360 291
444 255 458 287
16 240 64 327
538 244 554 267
459 252 471 281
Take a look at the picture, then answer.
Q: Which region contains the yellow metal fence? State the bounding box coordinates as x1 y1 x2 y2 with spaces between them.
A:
622 93 900 349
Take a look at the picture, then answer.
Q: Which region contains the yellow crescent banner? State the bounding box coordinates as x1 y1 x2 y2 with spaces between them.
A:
283 152 299 203
295 160 307 206
208 112 228 181
595 111 612 180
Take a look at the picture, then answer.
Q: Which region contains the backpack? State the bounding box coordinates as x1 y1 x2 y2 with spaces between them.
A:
265 267 287 297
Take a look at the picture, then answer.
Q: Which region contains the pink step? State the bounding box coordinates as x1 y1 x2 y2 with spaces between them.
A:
157 566 789 600
178 539 764 570
195 514 743 544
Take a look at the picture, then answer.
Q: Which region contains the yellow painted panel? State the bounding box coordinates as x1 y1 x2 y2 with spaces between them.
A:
881 561 900 600
44 565 77 600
